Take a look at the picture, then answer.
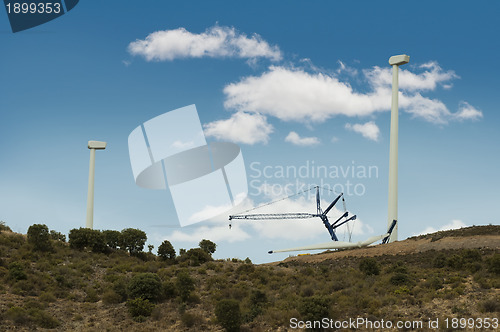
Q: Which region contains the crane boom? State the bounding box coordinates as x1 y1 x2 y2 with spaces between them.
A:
229 213 317 220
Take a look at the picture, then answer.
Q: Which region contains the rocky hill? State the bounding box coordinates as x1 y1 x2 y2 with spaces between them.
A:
0 223 499 331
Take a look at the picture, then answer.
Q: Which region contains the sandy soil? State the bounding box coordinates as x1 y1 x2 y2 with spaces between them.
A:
274 235 500 264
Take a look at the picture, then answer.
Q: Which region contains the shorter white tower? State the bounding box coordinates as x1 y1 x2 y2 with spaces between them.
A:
86 141 107 229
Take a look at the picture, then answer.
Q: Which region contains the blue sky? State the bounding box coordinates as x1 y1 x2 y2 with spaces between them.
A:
1 1 499 263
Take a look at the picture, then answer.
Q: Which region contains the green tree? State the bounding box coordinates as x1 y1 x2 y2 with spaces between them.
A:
128 273 162 302
27 224 52 251
68 228 107 253
102 230 121 249
158 240 176 261
121 228 147 254
49 230 66 242
178 248 211 266
215 299 241 332
176 270 195 302
199 239 217 255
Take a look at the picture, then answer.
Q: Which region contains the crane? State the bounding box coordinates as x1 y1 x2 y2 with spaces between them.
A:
229 186 357 242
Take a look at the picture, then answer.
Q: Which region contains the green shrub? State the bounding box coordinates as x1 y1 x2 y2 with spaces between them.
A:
162 281 176 299
390 272 409 286
27 224 52 251
359 257 380 276
30 309 60 329
8 262 27 281
0 221 12 232
216 299 241 332
488 254 500 274
127 297 155 318
479 297 500 313
128 273 162 302
181 312 198 328
39 291 57 302
299 296 331 330
102 290 122 304
433 253 447 268
176 270 195 301
5 306 30 324
158 240 176 261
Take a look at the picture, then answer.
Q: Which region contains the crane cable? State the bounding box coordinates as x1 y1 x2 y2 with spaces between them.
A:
231 186 317 216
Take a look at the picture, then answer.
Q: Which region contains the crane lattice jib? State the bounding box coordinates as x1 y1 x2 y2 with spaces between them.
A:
229 213 317 220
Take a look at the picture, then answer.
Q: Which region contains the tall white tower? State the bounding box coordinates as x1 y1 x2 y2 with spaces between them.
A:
387 54 409 243
86 140 107 229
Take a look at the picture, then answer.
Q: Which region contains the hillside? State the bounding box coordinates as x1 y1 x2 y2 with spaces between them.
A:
0 223 499 331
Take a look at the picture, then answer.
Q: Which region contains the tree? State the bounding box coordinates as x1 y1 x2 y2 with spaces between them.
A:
178 248 211 266
128 273 162 302
27 224 52 251
121 228 147 255
158 240 176 261
215 299 241 332
175 270 195 302
49 230 66 242
199 239 216 256
68 228 107 253
102 230 121 249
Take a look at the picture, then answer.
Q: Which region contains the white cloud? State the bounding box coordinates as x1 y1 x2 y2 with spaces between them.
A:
345 121 380 141
285 131 320 146
453 101 483 121
417 219 467 236
128 25 281 62
203 111 273 145
223 64 481 126
223 66 388 123
364 62 459 91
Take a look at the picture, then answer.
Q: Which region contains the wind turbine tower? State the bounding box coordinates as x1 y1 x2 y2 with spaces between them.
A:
86 140 107 229
387 54 409 243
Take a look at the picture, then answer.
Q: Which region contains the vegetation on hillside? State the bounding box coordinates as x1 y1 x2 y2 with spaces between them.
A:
0 221 499 331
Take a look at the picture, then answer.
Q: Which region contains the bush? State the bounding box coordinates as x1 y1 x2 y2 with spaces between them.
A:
488 254 500 274
102 290 122 304
479 297 500 313
128 273 162 302
121 228 147 254
158 240 176 261
5 306 30 325
176 270 195 302
299 296 331 330
27 224 52 251
8 262 27 281
215 299 241 332
199 239 217 256
127 297 155 318
31 310 60 329
359 257 380 276
390 272 409 286
0 221 12 232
